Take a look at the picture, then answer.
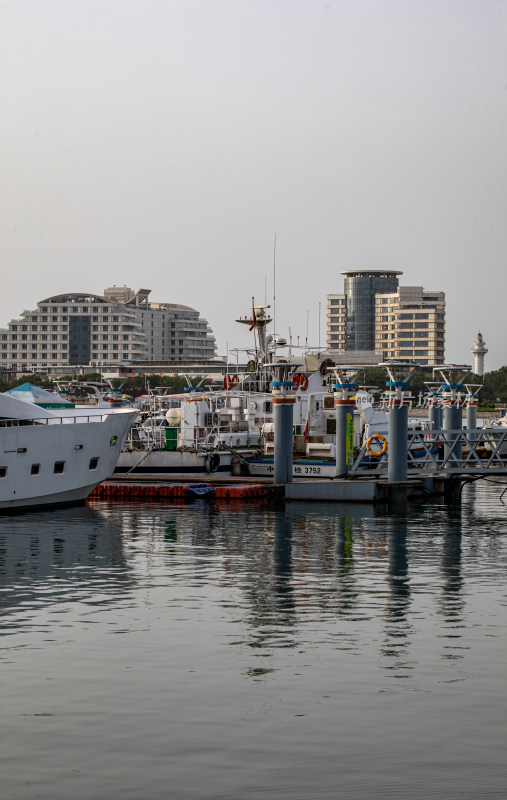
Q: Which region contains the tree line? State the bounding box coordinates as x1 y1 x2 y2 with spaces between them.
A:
356 367 507 408
1 367 507 407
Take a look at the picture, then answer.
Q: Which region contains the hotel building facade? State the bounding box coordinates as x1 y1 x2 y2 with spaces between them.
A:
327 271 445 364
0 286 216 374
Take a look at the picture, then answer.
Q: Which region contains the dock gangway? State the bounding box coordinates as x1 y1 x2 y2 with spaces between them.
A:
349 428 507 476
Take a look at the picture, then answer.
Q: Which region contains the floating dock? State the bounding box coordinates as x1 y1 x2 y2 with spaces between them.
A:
89 473 459 504
89 476 283 503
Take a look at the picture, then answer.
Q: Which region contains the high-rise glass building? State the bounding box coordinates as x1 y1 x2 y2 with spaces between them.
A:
342 270 402 351
326 270 446 364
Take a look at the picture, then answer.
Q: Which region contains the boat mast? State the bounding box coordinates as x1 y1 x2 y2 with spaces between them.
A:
235 299 272 390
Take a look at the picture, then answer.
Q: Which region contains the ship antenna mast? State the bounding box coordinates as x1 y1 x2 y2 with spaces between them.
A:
273 234 277 362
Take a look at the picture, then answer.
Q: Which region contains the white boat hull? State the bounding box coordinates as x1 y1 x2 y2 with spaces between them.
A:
0 410 136 510
115 449 234 475
247 458 337 478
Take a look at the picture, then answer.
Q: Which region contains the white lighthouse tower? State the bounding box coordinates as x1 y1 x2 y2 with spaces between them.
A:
471 332 488 376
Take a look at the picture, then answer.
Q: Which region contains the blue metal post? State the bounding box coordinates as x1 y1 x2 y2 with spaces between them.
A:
273 383 295 484
443 402 462 463
388 403 409 484
466 395 478 442
429 397 443 431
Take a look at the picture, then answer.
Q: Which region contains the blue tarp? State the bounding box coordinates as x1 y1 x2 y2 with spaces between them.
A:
186 485 215 497
6 383 75 408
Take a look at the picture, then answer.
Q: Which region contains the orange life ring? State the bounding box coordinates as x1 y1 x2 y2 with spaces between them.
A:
366 434 387 457
299 373 309 391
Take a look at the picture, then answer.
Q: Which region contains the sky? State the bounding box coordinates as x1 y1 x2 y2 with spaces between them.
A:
1 0 506 369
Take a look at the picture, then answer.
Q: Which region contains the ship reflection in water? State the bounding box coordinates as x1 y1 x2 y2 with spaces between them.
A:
1 480 507 800
0 506 135 627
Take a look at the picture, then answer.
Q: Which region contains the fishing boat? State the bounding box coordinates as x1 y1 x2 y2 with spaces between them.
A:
246 388 385 477
114 300 323 475
246 385 435 478
0 392 137 510
114 385 274 475
114 302 424 478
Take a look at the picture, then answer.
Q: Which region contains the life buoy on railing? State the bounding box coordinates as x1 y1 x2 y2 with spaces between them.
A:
291 373 309 391
223 374 238 390
366 434 388 457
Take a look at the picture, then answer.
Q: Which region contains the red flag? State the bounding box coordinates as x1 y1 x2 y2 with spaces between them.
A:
249 308 257 331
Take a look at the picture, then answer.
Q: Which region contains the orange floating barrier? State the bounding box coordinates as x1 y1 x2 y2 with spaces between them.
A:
88 480 272 505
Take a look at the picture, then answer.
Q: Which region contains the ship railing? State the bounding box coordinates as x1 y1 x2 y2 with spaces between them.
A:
0 414 113 427
349 428 507 475
123 420 263 451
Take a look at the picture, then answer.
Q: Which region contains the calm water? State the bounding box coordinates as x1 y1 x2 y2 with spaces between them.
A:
1 482 507 799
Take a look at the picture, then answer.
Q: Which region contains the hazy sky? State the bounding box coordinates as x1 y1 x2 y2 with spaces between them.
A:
2 0 506 368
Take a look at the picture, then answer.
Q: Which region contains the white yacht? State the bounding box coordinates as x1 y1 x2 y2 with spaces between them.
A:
0 392 137 511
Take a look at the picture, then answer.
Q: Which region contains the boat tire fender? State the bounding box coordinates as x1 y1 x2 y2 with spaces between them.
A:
205 453 220 473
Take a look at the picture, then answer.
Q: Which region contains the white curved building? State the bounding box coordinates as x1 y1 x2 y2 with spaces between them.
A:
0 287 216 374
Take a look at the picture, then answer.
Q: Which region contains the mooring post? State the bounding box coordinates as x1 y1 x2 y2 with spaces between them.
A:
428 391 443 465
443 394 463 464
334 381 357 477
433 366 471 468
383 365 414 506
272 381 295 484
428 393 443 431
465 393 478 442
388 402 409 484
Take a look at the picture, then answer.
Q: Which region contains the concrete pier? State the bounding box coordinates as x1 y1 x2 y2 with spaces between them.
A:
285 480 380 503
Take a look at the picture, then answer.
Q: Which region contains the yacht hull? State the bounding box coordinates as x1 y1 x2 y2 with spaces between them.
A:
0 410 137 510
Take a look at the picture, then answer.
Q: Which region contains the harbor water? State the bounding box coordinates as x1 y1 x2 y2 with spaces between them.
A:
1 481 507 799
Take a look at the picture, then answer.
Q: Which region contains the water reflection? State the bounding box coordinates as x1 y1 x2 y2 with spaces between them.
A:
0 505 134 627
386 517 410 625
440 513 464 618
2 493 502 669
2 493 507 800
272 512 294 615
380 516 414 677
334 513 359 616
